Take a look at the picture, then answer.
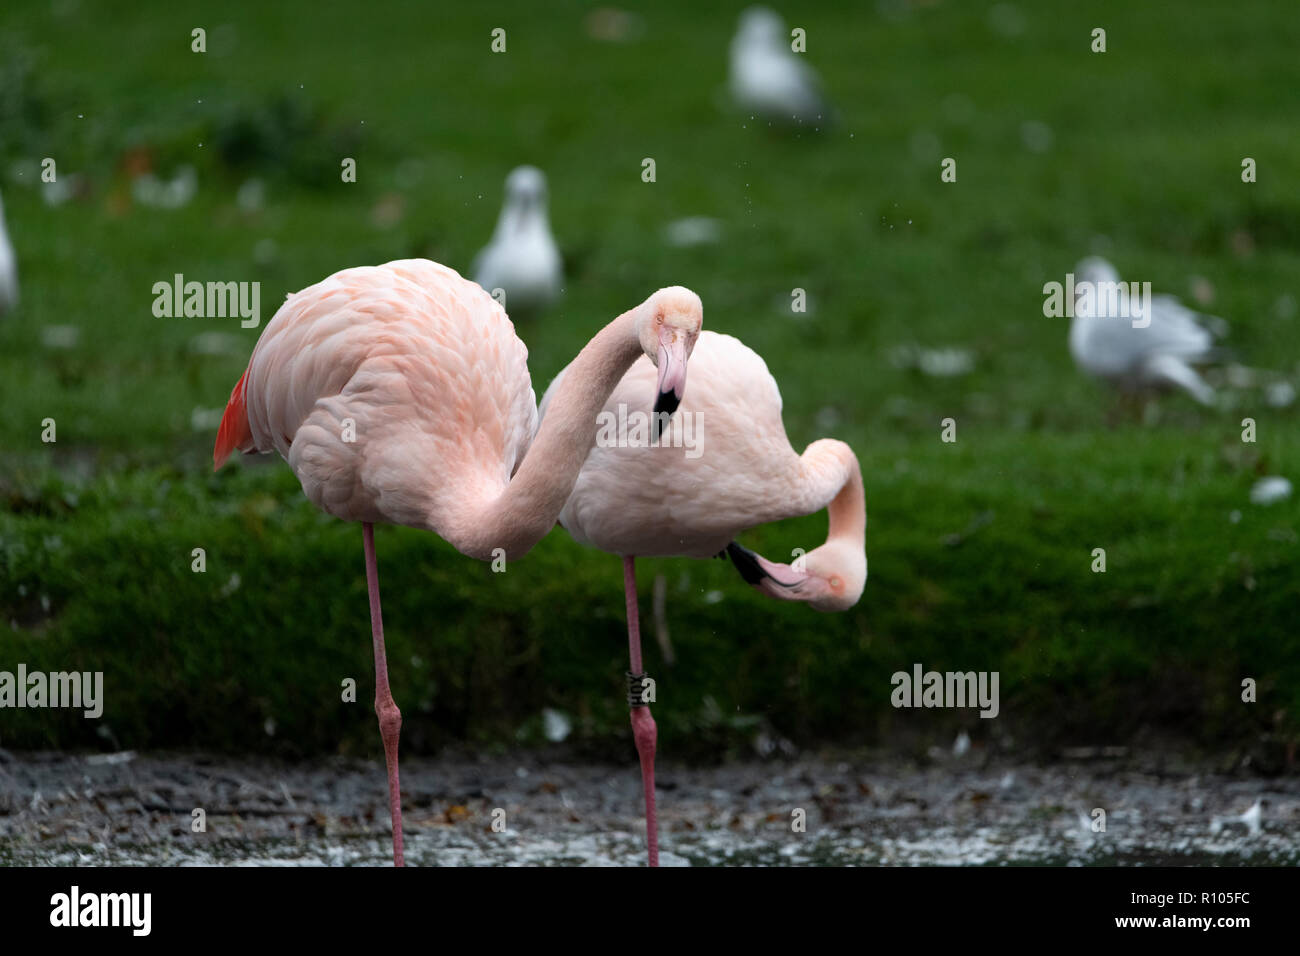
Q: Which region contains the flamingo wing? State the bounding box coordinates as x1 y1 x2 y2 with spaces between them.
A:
214 259 537 532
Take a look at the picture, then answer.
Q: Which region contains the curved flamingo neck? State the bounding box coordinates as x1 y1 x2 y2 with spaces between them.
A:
449 306 646 560
795 439 864 548
827 449 865 547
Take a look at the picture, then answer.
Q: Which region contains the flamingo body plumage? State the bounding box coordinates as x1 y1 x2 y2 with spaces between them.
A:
215 258 703 866
218 260 537 539
541 329 866 866
545 331 865 575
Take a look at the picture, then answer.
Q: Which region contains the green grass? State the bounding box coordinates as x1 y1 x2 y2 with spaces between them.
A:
1 0 1297 760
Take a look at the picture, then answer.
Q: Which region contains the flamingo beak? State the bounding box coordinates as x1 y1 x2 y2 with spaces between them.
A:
653 326 688 419
725 542 810 601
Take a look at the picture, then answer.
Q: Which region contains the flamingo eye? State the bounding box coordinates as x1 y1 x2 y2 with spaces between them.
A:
830 576 843 590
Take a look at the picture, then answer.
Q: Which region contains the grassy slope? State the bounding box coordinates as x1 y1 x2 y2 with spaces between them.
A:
0 0 1296 759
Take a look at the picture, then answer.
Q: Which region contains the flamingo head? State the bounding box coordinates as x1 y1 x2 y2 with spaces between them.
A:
726 539 866 612
637 286 702 419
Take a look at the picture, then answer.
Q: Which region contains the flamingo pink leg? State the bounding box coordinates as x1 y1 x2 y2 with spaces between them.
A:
363 522 405 867
624 555 659 867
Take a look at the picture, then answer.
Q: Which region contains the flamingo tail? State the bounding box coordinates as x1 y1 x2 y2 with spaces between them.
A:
213 367 253 470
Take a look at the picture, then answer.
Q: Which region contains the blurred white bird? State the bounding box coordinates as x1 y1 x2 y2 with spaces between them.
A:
1069 257 1223 407
132 165 197 209
1250 476 1292 506
0 188 17 314
729 7 831 126
1210 798 1262 837
1237 798 1263 836
473 166 562 317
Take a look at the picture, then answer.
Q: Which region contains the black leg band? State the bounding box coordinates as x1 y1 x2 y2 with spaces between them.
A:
627 671 650 708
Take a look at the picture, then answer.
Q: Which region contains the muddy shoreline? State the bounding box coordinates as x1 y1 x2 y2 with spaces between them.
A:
2 748 1296 865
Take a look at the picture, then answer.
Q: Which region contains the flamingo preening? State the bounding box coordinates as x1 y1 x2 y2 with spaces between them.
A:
541 330 867 865
214 259 702 865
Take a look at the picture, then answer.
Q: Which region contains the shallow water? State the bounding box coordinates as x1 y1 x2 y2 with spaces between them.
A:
3 751 1296 866
15 828 1294 868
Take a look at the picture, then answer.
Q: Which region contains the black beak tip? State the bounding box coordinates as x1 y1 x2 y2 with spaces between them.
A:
725 541 769 586
653 390 681 419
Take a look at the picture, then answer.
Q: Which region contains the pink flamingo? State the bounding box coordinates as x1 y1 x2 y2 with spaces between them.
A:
540 329 866 865
213 259 702 866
